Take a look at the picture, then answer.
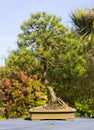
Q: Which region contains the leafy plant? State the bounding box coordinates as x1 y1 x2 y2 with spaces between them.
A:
0 67 47 118
75 99 94 117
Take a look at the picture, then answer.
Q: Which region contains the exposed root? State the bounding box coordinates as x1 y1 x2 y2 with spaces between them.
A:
29 98 76 112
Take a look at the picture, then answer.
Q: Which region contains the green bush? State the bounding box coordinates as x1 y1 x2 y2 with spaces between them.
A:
0 67 47 118
75 99 94 118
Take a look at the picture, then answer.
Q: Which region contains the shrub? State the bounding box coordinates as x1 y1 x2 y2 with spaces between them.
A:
0 67 47 118
75 99 94 118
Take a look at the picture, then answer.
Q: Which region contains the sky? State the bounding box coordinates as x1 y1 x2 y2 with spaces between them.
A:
0 0 94 66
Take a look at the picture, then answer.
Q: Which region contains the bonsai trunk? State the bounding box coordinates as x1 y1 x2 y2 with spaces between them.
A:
42 63 57 102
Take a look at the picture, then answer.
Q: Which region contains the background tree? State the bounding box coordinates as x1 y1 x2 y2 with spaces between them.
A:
70 8 94 117
70 9 94 36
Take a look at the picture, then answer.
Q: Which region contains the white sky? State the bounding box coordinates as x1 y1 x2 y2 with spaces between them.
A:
0 0 94 66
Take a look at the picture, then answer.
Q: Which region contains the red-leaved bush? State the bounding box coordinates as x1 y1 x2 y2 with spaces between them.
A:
0 67 47 118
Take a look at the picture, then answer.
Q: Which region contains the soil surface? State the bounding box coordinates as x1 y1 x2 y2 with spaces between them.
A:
29 99 76 112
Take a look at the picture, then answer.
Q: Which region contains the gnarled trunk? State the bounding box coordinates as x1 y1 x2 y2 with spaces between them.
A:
47 86 57 102
42 62 57 102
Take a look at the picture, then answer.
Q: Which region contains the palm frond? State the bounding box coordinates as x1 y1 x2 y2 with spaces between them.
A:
70 9 94 37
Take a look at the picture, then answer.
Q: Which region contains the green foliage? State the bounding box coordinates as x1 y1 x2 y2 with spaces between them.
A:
6 48 36 72
75 99 94 118
0 67 47 118
17 12 67 49
70 8 94 118
15 12 86 87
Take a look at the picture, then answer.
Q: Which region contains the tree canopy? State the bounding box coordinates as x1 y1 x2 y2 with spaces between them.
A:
7 12 85 81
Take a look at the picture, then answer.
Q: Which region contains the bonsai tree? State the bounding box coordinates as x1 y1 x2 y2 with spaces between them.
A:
6 12 85 106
